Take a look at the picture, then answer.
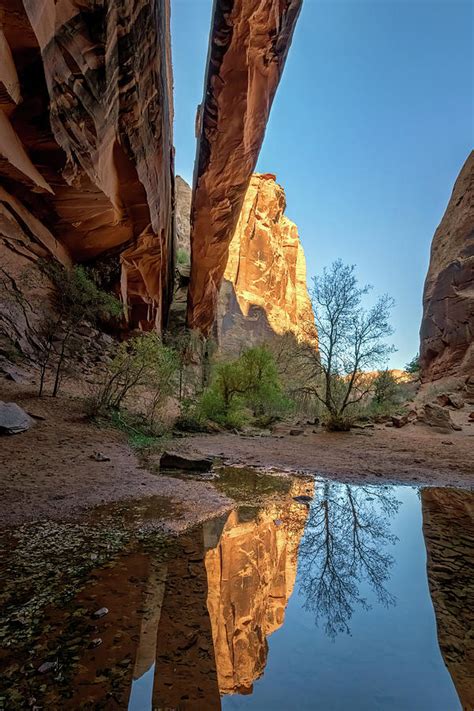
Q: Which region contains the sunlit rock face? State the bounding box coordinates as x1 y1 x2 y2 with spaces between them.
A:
175 175 191 254
187 0 303 334
217 174 317 355
204 481 312 695
0 0 174 338
420 152 474 383
421 488 474 710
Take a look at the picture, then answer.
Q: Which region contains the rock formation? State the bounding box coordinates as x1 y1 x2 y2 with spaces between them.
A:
421 488 474 710
0 0 174 349
175 175 191 254
174 174 317 354
420 152 474 383
187 0 303 334
217 173 317 354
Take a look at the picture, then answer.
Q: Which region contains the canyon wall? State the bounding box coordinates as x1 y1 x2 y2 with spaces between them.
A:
187 0 303 333
420 152 474 383
0 0 174 353
421 488 474 710
218 173 317 355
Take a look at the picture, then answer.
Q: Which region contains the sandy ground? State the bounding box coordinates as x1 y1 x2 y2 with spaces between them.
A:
0 383 232 529
179 415 474 490
1 380 473 529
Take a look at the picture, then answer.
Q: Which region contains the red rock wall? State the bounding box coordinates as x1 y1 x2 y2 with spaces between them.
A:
187 0 303 334
0 0 174 336
420 152 474 382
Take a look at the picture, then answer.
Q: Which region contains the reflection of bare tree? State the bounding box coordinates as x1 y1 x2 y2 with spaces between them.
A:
298 483 400 638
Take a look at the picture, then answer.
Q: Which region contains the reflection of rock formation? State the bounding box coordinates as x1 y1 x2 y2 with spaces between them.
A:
4 480 310 709
152 528 222 710
420 152 474 382
422 488 474 711
217 174 317 355
187 0 303 333
205 483 312 695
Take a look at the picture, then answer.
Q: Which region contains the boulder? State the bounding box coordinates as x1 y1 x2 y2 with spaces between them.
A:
436 393 464 409
0 401 33 435
391 415 409 428
289 428 304 436
419 403 462 432
160 451 214 472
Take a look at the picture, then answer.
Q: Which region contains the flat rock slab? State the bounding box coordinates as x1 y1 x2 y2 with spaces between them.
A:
160 451 214 472
0 401 34 435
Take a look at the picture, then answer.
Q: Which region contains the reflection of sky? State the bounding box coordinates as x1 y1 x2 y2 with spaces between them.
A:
223 485 461 711
128 663 155 711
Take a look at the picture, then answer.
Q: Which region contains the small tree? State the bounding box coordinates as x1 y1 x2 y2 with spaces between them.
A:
43 263 122 396
405 353 420 375
310 260 395 430
373 369 398 405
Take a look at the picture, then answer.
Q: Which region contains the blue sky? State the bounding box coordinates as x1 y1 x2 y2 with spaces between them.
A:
171 0 473 369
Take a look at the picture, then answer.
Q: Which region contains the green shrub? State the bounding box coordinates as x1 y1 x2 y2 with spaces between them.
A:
196 345 289 429
405 353 420 374
373 370 399 405
176 249 190 266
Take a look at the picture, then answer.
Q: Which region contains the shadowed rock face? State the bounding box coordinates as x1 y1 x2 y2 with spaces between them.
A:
420 152 474 382
0 0 174 334
421 488 474 710
187 0 303 334
217 173 317 355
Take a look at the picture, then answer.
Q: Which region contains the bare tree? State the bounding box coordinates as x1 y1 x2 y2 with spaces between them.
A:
297 482 400 637
308 260 395 429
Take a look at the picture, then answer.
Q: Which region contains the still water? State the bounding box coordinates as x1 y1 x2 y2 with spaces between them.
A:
1 476 472 710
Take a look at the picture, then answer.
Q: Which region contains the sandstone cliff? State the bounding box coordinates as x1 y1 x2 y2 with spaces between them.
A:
0 0 174 350
421 488 474 710
218 173 317 354
187 0 303 333
175 175 191 254
420 152 474 382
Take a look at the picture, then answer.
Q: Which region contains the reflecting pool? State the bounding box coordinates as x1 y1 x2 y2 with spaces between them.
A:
0 477 472 710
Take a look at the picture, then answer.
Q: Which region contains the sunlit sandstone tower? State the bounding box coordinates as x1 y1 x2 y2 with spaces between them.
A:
217 173 318 354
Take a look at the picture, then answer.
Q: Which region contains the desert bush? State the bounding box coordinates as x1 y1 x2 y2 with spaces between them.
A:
87 333 178 430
